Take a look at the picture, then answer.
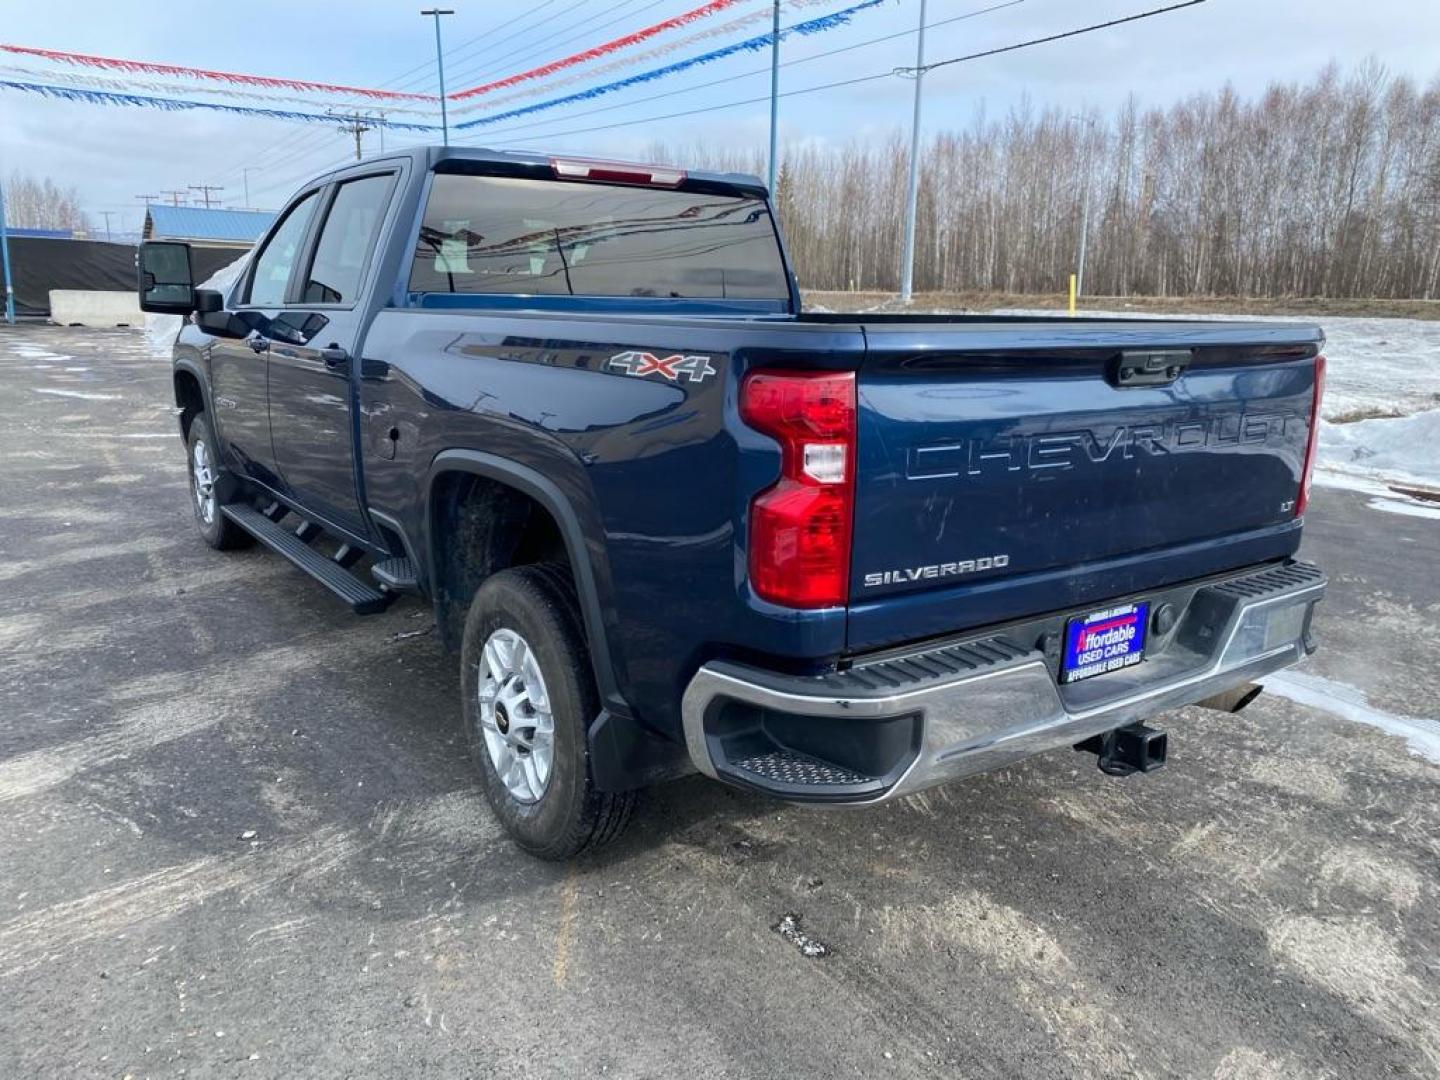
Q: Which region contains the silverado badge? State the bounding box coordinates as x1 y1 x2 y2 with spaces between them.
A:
608 350 717 384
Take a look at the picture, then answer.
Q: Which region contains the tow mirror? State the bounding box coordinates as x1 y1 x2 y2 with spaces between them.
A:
137 241 196 315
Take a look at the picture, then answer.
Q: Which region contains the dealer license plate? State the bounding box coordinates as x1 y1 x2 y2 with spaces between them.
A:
1061 602 1150 684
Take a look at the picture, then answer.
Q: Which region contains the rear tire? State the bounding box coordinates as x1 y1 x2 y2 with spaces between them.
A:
185 413 251 551
460 564 634 859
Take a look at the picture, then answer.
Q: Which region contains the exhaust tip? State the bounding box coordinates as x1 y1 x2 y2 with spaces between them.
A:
1196 683 1264 714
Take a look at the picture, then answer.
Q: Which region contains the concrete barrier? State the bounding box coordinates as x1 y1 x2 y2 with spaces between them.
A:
48 290 143 327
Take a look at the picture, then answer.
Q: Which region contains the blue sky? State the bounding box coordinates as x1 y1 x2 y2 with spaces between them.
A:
1 0 1436 235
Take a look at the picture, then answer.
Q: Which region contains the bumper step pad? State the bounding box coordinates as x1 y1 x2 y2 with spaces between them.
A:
733 750 872 788
221 504 390 615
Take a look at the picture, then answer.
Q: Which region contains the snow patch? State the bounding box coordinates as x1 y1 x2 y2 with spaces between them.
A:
32 388 120 402
1263 669 1440 765
11 346 69 361
1366 497 1440 521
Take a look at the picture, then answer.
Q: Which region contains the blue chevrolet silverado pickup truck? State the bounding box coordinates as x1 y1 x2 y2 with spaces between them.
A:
138 146 1327 858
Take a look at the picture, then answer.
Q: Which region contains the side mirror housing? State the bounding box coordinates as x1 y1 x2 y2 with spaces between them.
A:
137 241 197 315
197 301 266 341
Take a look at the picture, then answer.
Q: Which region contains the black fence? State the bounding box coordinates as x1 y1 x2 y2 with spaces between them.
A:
0 237 243 317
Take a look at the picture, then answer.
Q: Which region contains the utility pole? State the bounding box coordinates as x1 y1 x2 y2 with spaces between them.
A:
767 0 781 193
136 195 157 241
99 210 115 242
161 190 188 207
1070 115 1096 300
241 168 260 210
898 0 928 303
189 184 223 209
421 9 455 147
0 174 14 324
329 111 380 160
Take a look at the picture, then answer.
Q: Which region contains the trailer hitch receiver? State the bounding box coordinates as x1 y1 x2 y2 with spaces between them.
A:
1075 723 1167 777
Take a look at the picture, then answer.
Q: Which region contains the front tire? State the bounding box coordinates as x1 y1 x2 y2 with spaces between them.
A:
185 413 251 550
460 565 634 859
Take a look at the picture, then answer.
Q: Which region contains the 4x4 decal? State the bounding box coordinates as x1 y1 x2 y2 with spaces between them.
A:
608 350 717 384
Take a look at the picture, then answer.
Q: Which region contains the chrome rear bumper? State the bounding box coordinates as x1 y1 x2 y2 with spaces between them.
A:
681 561 1326 804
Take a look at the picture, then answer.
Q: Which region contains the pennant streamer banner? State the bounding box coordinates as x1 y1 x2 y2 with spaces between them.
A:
451 0 840 116
0 43 433 102
0 79 440 130
0 0 889 132
455 0 888 130
448 0 749 100
0 63 437 117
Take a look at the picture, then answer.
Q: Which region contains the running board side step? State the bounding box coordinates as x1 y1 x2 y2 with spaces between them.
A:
221 504 391 614
371 556 419 594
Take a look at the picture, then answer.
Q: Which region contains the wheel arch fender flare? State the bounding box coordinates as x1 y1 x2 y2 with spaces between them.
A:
422 448 627 713
172 352 213 431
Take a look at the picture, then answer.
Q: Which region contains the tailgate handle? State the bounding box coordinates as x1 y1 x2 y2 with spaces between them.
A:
1111 349 1192 387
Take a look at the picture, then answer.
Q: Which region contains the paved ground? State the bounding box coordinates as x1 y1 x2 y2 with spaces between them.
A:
1 324 1437 1080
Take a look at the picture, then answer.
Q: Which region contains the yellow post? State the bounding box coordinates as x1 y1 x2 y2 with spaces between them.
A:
1068 273 1077 316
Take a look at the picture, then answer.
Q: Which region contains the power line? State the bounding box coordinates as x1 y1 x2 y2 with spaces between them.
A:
454 0 1023 145
384 0 568 92
196 0 531 195
447 0 902 136
195 2 608 196
497 0 668 74
900 0 1205 75
447 0 664 93
189 183 224 208
465 0 1209 148
438 0 605 92
161 189 188 206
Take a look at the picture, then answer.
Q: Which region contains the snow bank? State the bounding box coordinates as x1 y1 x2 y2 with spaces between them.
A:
1317 408 1440 490
1319 316 1440 420
144 254 250 358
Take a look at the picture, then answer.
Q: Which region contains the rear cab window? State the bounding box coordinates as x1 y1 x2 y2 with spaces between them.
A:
407 173 789 302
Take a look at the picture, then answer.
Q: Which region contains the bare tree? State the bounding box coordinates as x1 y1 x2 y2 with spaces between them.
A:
4 172 89 234
654 60 1440 300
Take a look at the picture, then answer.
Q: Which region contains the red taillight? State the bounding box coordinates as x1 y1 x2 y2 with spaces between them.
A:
741 370 857 608
550 157 686 188
1295 354 1326 518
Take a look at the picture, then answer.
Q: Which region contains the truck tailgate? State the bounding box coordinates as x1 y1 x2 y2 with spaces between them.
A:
846 319 1323 652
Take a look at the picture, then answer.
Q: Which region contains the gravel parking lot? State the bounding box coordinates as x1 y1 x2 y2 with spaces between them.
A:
2 324 1438 1079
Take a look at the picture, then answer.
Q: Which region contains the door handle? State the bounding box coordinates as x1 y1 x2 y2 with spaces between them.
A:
247 335 268 354
320 344 350 369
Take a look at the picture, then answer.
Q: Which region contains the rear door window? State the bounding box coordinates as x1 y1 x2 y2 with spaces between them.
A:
244 191 318 307
302 174 394 305
408 173 788 300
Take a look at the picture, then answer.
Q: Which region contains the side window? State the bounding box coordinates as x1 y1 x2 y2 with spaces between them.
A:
302 174 394 305
245 191 319 307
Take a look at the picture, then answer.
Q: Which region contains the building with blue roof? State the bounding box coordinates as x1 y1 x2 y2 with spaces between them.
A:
143 205 275 248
